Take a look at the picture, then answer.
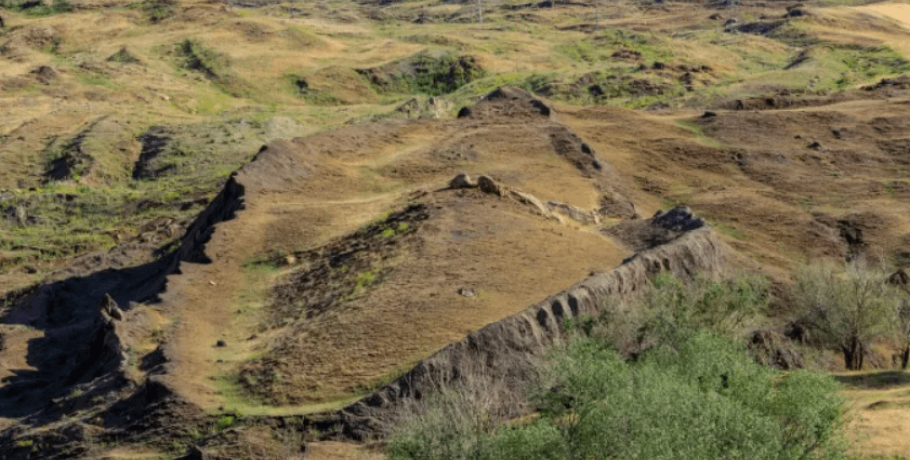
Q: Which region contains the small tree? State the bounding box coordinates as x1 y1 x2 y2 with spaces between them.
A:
792 263 900 371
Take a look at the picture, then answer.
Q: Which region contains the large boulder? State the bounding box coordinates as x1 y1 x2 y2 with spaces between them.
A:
477 175 503 196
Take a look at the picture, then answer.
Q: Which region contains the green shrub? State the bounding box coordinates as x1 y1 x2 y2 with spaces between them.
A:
388 331 846 460
591 272 768 355
388 275 845 460
361 53 485 97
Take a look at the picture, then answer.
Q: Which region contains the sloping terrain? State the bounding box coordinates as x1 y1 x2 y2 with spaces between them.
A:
152 89 635 416
6 0 910 458
0 88 646 459
562 86 910 281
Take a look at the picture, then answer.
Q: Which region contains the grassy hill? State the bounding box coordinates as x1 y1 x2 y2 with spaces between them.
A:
5 0 910 458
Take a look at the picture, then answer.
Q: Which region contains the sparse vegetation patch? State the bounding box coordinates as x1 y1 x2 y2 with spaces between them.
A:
236 205 430 404
358 52 485 96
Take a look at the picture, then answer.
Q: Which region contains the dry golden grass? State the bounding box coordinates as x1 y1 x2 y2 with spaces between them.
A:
838 369 910 458
8 0 910 456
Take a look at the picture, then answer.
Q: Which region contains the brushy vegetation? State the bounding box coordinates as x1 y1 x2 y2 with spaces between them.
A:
388 274 847 460
359 52 485 97
139 0 176 23
791 262 904 370
591 273 769 355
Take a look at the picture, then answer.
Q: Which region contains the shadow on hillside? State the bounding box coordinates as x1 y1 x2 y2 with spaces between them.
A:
0 257 174 422
0 177 245 424
835 371 910 390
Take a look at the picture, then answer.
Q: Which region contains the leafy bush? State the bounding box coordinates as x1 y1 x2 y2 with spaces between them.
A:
388 275 845 460
388 332 846 460
590 272 768 356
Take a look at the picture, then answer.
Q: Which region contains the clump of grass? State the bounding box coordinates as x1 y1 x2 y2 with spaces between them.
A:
353 270 377 294
284 26 323 47
178 40 229 80
713 222 746 240
214 415 236 432
285 74 346 105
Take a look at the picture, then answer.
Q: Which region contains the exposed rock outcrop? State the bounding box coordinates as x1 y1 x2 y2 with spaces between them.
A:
458 87 555 120
457 173 604 225
70 296 131 384
605 206 706 252
396 96 454 119
448 172 476 189
547 200 602 225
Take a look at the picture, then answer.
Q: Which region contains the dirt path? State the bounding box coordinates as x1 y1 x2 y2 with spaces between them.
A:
158 198 276 410
160 183 404 411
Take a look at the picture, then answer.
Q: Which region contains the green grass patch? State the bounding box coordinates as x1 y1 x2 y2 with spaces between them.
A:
214 415 236 432
675 120 725 148
556 29 673 65
713 222 746 240
353 270 378 294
